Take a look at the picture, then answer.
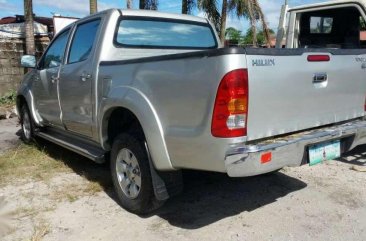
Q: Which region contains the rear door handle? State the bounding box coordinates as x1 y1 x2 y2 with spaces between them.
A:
80 73 92 82
313 73 328 83
50 75 59 84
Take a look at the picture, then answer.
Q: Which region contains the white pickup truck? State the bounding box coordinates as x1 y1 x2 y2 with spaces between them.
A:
18 0 366 214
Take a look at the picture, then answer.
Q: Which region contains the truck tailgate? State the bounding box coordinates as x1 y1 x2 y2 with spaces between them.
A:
245 49 366 141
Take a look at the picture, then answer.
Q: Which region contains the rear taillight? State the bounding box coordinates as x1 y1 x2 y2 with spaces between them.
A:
211 69 249 138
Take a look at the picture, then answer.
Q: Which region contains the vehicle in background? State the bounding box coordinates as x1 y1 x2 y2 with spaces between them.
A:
277 0 366 49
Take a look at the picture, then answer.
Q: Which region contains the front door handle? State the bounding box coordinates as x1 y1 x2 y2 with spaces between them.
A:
50 75 59 84
80 73 92 82
313 73 328 83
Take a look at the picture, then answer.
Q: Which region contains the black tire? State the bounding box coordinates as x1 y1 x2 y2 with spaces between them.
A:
20 104 34 144
110 133 162 214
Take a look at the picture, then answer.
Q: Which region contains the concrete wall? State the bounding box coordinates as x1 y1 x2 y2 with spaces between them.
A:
0 38 48 96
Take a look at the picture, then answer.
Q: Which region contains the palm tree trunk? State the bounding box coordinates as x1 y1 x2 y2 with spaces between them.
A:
182 0 188 14
90 0 97 14
127 0 133 9
219 0 228 44
24 0 35 56
139 0 145 9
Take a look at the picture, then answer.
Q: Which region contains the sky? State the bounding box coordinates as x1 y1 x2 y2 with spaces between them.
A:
0 0 323 32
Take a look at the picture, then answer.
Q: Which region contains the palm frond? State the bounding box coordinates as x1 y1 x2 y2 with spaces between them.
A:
182 0 196 14
252 0 271 46
140 0 158 10
197 0 221 31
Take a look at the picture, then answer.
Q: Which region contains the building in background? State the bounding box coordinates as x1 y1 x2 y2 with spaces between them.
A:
0 14 53 39
0 14 52 96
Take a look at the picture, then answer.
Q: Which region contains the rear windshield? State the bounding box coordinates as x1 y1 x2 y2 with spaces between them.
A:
115 18 217 49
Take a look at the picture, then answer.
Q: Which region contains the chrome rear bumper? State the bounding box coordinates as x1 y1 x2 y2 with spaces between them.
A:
225 119 366 177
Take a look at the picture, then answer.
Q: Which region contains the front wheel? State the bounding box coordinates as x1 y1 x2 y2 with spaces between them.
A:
110 133 163 214
20 105 34 143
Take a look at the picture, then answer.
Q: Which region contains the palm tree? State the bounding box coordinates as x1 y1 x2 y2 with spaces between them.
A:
24 0 35 56
196 0 270 46
227 0 270 46
248 0 271 46
90 0 97 14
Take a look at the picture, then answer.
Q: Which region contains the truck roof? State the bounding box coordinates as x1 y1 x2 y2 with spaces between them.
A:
120 9 208 24
289 0 366 11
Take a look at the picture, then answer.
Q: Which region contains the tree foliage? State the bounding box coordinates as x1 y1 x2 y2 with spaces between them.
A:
243 28 274 45
361 17 366 30
225 27 274 46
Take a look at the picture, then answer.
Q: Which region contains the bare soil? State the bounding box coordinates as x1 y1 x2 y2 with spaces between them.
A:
0 118 365 241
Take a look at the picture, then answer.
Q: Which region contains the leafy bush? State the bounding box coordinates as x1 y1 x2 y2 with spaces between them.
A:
0 90 16 106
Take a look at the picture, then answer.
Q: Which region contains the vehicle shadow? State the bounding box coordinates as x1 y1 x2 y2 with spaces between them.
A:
32 137 307 229
153 170 307 229
337 144 366 166
33 137 115 197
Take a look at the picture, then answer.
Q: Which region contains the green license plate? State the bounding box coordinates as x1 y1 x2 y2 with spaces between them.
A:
308 140 340 166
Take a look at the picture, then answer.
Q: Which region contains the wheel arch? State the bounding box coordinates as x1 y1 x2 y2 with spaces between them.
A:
99 87 174 171
16 89 42 126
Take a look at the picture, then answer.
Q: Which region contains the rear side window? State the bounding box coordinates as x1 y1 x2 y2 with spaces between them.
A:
68 19 100 64
115 19 217 49
310 17 333 34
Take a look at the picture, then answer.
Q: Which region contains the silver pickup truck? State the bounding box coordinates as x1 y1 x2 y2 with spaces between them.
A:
18 6 366 214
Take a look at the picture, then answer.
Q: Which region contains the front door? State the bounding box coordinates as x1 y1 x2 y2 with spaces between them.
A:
59 19 101 137
33 28 71 127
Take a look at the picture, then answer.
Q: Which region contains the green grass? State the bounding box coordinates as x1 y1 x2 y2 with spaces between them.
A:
0 144 71 185
0 141 112 197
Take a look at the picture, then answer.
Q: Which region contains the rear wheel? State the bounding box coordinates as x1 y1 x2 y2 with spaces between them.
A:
20 105 34 143
110 133 163 214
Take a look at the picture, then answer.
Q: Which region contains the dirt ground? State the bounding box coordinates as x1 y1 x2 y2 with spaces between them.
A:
0 118 365 241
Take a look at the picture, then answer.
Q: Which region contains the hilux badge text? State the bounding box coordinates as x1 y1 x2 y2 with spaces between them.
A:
252 59 275 67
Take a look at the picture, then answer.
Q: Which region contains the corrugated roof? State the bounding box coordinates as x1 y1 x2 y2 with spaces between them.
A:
0 17 16 24
0 15 53 27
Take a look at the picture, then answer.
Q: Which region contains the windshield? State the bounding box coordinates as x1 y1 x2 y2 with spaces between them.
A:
115 18 217 49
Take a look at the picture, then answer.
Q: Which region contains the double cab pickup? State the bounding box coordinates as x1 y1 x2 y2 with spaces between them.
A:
18 1 366 213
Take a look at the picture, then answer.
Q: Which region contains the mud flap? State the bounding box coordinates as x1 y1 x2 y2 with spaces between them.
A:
145 143 183 201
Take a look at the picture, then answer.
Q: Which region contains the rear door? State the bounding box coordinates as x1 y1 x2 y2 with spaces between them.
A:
245 49 366 141
59 18 101 137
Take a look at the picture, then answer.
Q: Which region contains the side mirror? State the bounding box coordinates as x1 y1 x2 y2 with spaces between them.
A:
20 55 36 68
